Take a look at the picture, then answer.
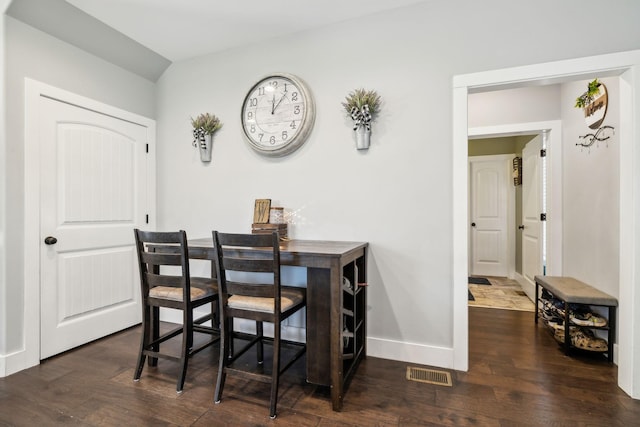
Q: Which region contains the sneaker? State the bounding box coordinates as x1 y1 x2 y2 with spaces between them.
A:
570 311 607 327
540 289 554 301
549 298 565 316
553 325 608 352
540 307 563 324
571 328 608 352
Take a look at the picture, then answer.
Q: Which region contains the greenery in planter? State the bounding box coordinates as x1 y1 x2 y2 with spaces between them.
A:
342 88 381 132
342 88 381 116
574 79 601 109
191 112 223 147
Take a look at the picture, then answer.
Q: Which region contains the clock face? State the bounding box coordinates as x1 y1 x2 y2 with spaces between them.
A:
241 73 315 156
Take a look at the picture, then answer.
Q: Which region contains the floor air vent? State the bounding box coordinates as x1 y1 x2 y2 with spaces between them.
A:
406 366 453 387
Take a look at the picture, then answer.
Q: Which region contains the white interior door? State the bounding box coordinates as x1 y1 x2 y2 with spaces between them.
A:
469 156 510 277
39 96 148 359
521 135 544 288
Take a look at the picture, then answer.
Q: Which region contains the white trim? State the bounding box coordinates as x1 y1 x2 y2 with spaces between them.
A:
453 50 640 399
451 86 469 371
617 67 639 396
21 79 156 374
367 336 453 369
0 2 10 376
0 349 32 377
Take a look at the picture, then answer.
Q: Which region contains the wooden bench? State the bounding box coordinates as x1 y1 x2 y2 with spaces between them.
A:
534 275 617 362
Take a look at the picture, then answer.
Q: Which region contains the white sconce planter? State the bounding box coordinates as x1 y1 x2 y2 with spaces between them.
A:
198 134 213 162
342 88 381 151
355 125 371 150
191 113 223 163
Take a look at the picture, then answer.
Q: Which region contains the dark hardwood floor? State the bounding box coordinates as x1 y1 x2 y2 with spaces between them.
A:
2 307 639 426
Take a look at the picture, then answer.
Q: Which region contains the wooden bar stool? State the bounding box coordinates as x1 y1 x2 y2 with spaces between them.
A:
212 231 306 419
133 229 220 393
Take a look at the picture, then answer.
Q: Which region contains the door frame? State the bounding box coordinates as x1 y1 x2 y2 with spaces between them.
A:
21 79 156 370
452 50 640 398
469 121 563 299
468 154 515 279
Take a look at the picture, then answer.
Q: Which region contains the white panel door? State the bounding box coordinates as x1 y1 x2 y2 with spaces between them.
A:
39 96 147 359
522 135 544 288
469 157 509 277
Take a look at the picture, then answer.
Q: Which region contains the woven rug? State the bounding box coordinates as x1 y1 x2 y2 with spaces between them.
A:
468 277 535 312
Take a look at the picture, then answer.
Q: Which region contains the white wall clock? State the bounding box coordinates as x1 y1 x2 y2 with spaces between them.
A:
241 73 315 156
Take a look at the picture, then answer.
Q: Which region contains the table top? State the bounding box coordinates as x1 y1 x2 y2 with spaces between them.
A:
190 237 367 255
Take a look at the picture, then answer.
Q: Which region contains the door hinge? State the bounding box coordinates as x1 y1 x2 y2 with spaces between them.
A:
146 143 149 153
540 149 547 157
145 214 149 224
540 213 547 221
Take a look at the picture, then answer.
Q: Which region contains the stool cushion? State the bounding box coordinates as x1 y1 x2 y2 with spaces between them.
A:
150 286 206 301
534 276 617 306
228 288 304 313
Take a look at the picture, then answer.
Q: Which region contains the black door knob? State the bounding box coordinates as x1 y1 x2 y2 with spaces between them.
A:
44 236 58 245
471 222 476 227
518 225 525 230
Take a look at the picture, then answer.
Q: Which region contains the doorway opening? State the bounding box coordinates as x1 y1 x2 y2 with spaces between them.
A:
452 50 639 399
467 128 552 311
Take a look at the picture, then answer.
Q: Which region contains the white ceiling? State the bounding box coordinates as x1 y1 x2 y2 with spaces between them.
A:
65 0 428 62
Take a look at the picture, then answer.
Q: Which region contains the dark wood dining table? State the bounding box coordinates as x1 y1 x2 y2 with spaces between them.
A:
188 237 368 411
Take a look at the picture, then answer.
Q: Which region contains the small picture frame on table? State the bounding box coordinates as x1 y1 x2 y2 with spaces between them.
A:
253 199 271 224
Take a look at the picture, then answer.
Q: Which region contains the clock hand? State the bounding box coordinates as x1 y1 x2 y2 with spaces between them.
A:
271 94 276 114
272 92 287 114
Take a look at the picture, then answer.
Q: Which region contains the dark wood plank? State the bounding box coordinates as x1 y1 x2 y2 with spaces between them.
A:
2 307 640 426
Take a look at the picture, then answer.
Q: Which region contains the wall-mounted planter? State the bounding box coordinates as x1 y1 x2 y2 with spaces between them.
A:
575 79 608 129
199 134 213 162
355 126 371 150
191 112 222 163
574 79 615 148
342 88 381 151
583 83 608 129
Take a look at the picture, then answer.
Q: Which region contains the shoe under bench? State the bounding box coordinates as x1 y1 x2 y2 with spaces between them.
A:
534 275 617 362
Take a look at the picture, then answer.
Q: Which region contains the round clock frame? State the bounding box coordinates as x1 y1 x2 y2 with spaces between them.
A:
241 73 315 157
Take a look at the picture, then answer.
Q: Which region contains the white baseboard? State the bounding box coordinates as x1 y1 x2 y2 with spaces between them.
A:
160 306 209 325
366 336 454 369
0 348 39 378
159 308 306 343
161 310 455 369
162 308 454 368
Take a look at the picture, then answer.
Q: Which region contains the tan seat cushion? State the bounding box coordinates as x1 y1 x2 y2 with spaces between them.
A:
228 288 304 313
149 286 206 301
534 275 618 306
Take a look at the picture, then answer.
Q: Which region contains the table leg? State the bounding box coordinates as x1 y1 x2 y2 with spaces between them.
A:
329 262 343 411
306 268 331 385
306 265 344 410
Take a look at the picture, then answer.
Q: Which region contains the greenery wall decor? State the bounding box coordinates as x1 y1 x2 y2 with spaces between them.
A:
342 88 381 130
191 112 222 162
191 112 223 143
574 78 601 109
